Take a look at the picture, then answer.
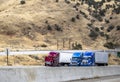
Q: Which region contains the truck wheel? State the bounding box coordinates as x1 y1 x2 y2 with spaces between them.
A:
45 63 47 66
64 64 68 66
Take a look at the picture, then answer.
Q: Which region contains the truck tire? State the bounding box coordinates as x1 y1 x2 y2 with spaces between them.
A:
106 63 108 66
45 63 47 66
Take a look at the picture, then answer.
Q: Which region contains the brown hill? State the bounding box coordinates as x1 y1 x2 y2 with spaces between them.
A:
0 0 120 50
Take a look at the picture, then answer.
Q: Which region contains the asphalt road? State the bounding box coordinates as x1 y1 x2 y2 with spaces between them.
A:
65 75 120 82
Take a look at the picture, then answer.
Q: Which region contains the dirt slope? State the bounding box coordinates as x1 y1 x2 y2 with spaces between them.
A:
0 0 120 50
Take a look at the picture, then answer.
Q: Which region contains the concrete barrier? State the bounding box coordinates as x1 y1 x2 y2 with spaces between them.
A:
0 66 120 82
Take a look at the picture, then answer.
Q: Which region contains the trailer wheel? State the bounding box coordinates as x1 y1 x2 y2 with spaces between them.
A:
95 63 98 66
106 63 108 66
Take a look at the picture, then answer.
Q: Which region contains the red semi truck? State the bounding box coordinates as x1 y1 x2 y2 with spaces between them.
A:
45 52 59 66
45 51 72 66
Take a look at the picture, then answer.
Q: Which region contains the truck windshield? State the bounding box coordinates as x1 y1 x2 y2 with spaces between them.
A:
83 57 91 60
72 57 79 61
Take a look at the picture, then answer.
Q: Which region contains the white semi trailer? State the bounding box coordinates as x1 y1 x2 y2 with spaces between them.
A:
95 52 109 66
59 52 73 66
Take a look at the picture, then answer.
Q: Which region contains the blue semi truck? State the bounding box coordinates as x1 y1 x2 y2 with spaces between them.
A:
70 51 108 66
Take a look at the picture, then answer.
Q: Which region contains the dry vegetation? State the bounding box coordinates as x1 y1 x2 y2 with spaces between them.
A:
0 54 47 66
108 54 120 65
0 0 120 50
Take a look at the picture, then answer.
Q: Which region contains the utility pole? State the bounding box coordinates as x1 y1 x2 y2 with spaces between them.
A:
6 48 9 66
69 38 72 49
57 39 59 50
63 38 65 49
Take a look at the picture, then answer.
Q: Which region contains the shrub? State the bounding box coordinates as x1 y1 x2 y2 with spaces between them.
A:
92 13 103 21
71 17 76 22
72 42 82 50
56 0 59 2
54 24 63 31
76 15 80 19
106 0 111 2
116 25 120 30
87 23 92 27
104 34 109 39
104 42 116 49
100 32 105 37
109 17 113 19
89 30 98 40
65 0 70 4
47 25 52 30
20 0 25 4
105 19 110 23
41 44 47 47
100 27 104 30
95 27 99 32
107 25 114 32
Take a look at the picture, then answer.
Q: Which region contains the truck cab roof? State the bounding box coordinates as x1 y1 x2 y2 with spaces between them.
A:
83 52 95 57
49 52 59 57
72 52 83 57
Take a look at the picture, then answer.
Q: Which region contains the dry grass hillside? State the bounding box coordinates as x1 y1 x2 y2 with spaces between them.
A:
0 54 47 66
0 0 120 50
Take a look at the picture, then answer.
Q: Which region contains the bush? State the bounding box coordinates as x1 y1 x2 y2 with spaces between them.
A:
100 27 104 30
54 24 63 31
89 30 98 40
104 34 109 39
87 23 92 27
95 27 99 32
104 42 116 49
76 15 80 19
92 13 103 21
107 25 114 32
41 44 47 47
106 0 111 2
105 19 110 23
20 0 25 4
116 25 120 30
72 42 82 50
56 0 59 2
47 25 52 30
65 0 70 4
100 32 105 37
71 17 76 22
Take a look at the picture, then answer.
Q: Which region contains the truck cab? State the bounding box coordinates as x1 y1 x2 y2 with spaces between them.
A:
45 52 59 66
81 52 95 66
70 52 83 66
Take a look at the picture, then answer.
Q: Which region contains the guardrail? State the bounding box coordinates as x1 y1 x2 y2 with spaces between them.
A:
0 49 119 56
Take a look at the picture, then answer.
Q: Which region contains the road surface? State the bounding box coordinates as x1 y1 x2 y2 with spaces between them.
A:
65 75 120 82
